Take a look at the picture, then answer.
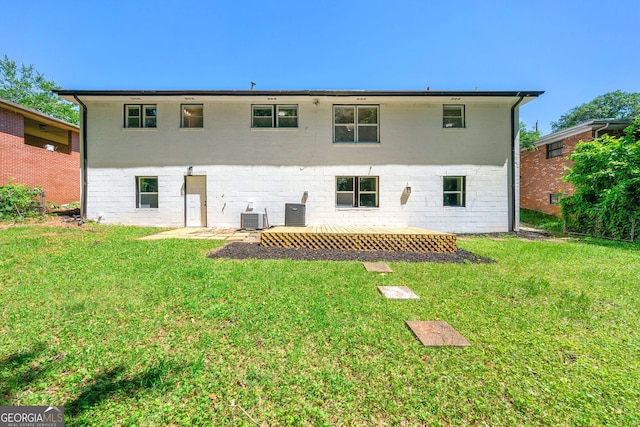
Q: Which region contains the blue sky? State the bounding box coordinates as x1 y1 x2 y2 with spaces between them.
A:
2 0 639 135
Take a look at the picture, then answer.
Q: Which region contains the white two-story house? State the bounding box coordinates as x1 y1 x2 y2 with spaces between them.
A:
56 89 542 233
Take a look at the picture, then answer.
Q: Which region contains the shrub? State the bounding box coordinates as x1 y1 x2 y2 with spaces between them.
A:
561 119 640 241
0 182 44 220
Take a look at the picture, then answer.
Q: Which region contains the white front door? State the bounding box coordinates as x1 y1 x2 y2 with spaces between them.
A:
186 175 207 227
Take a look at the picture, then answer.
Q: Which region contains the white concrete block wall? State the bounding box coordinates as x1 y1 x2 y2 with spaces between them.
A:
87 164 509 233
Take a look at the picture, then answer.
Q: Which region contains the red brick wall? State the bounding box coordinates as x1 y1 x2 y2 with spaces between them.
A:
520 130 593 216
1 107 80 206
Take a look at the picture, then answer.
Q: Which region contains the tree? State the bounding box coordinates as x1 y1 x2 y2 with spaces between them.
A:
519 121 541 150
551 90 640 132
0 54 79 125
561 118 640 240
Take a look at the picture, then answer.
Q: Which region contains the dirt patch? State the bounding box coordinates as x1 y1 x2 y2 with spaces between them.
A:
0 215 81 230
207 242 494 264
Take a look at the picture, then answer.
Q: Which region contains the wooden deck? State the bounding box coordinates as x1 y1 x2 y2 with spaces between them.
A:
260 226 457 253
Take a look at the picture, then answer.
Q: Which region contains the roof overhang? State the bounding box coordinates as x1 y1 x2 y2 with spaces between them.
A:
55 89 544 106
523 119 631 151
0 98 79 132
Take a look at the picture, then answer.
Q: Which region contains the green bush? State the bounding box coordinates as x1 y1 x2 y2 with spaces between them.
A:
0 182 44 220
561 119 640 241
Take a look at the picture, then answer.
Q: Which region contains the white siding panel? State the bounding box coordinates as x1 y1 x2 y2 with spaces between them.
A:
87 164 508 232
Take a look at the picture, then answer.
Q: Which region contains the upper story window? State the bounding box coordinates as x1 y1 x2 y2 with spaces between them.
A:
252 105 298 128
547 141 563 158
334 105 379 143
443 176 466 207
443 105 465 128
125 105 157 128
181 104 203 128
336 176 379 207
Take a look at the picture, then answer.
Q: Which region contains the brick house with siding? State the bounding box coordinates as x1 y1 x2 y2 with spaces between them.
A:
520 119 630 216
1 98 80 206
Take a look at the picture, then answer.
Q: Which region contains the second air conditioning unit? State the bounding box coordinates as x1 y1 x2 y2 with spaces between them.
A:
240 212 266 230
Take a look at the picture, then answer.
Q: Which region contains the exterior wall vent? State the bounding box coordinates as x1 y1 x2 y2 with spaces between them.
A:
241 212 266 229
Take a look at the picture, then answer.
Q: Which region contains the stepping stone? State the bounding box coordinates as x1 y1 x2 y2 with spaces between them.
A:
378 286 419 299
406 321 471 347
363 262 393 273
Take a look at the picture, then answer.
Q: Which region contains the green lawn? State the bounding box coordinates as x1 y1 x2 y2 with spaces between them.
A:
1 225 639 426
520 208 564 234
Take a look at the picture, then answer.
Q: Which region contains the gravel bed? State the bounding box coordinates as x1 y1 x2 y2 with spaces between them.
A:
207 242 494 264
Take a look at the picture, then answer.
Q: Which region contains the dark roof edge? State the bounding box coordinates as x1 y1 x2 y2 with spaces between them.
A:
54 89 544 97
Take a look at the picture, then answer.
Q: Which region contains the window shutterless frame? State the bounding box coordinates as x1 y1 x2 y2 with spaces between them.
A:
252 105 274 128
443 176 466 207
252 105 298 128
124 104 157 128
336 176 355 207
550 192 563 204
136 176 158 208
143 105 157 128
181 104 204 128
336 176 379 207
276 105 298 128
333 105 379 143
443 104 465 128
125 105 140 128
547 141 563 158
357 176 378 207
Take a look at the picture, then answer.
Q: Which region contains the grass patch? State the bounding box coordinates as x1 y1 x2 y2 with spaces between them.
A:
1 225 639 425
520 208 565 234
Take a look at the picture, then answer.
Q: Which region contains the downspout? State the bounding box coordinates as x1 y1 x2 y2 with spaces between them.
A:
73 94 88 220
594 121 610 139
510 94 525 232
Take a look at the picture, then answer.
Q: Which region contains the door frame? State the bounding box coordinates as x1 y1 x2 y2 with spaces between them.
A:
184 175 207 227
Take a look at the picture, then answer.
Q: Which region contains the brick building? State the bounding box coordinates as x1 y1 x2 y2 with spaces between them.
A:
1 98 80 206
520 119 630 216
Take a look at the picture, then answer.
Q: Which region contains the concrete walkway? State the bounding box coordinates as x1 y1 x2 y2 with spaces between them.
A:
139 228 260 242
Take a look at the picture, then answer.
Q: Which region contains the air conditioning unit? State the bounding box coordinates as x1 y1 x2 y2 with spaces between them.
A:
285 203 306 226
241 212 266 230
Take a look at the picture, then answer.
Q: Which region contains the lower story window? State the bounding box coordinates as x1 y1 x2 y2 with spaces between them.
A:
137 177 158 208
443 176 465 207
336 176 379 207
550 192 564 205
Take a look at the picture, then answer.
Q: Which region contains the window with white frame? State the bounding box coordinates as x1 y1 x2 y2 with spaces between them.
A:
125 104 157 128
443 105 465 128
334 105 379 143
181 104 203 128
547 141 563 158
336 176 379 207
136 177 158 208
252 105 298 128
443 176 465 207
